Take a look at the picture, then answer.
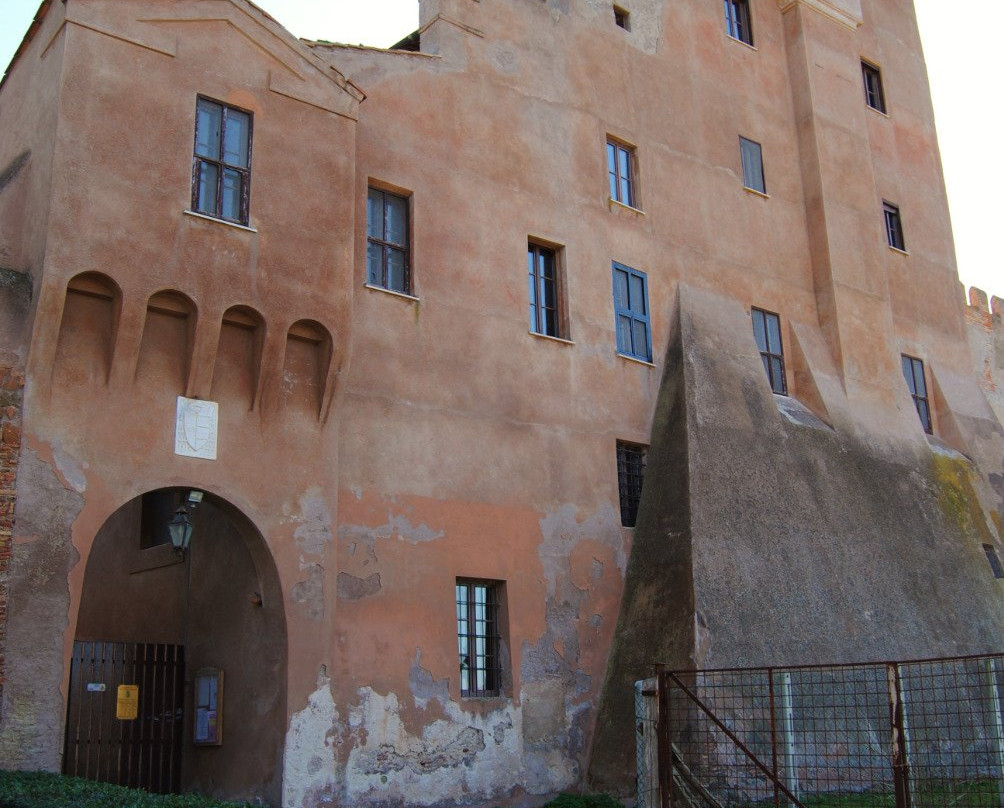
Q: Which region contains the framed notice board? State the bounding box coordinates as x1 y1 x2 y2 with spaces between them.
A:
194 667 223 746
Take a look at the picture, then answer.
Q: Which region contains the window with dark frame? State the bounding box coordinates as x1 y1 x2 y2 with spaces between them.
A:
740 137 766 194
613 262 651 362
752 307 787 396
367 187 411 294
617 441 647 528
607 139 637 208
724 0 753 45
884 202 906 251
528 241 563 338
614 5 630 29
862 61 886 113
456 580 503 697
192 97 252 225
901 354 932 434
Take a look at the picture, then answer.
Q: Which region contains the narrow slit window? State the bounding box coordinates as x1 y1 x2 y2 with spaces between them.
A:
862 61 886 113
607 139 637 208
752 307 787 395
884 201 906 251
528 241 564 338
983 545 1004 580
740 137 766 194
614 6 630 29
901 354 932 434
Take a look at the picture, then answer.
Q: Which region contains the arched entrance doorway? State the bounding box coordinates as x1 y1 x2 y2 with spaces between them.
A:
64 488 287 804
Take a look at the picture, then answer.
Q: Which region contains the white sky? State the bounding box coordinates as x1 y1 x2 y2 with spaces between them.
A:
0 0 998 299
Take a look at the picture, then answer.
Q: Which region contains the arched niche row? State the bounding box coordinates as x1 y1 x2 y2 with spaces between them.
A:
211 305 265 410
281 319 332 417
136 290 196 392
53 272 122 388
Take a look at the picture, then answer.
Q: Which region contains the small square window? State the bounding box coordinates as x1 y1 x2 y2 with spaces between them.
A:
367 187 411 294
192 97 252 225
614 5 631 29
724 0 753 46
613 262 651 362
901 354 932 434
752 307 787 395
884 201 905 251
740 136 766 194
617 441 647 527
862 61 886 113
456 579 504 697
528 241 566 339
607 139 637 208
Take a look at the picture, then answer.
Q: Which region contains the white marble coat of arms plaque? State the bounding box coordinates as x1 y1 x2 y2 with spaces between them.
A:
175 397 219 460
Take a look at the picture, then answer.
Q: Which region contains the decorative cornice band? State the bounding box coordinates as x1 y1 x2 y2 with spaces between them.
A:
777 0 863 30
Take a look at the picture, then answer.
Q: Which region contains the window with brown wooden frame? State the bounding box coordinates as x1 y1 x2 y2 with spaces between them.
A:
192 97 252 225
862 61 886 113
752 307 787 396
901 354 932 434
367 187 411 294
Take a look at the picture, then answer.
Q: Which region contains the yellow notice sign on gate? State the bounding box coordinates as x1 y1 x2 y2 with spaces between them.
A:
116 685 139 720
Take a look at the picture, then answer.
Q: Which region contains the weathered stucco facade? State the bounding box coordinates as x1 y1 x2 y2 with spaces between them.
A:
0 0 1001 805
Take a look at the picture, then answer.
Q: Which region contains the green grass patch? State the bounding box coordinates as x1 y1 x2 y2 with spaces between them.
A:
0 771 256 808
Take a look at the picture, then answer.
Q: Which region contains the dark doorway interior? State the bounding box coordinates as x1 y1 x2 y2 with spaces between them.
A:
64 641 185 793
70 490 287 804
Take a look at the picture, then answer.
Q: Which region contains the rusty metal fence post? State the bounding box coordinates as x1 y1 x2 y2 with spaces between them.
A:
656 664 673 808
887 662 913 808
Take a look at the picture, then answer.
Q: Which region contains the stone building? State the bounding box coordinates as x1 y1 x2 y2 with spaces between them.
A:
0 0 1001 805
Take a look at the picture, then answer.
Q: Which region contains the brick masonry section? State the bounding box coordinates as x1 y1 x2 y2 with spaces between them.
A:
0 364 24 708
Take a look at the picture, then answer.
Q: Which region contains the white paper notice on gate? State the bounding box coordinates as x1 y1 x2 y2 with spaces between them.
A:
175 397 219 460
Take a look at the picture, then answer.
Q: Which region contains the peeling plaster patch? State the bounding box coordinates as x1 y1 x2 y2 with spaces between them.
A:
357 726 485 774
589 614 603 629
336 571 381 601
389 513 444 544
538 505 626 597
292 487 333 556
292 564 324 620
591 558 604 580
345 688 532 805
338 513 443 547
283 671 340 808
51 441 87 493
409 650 450 708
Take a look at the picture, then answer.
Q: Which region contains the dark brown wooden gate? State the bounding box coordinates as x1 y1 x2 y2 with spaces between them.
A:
64 641 185 794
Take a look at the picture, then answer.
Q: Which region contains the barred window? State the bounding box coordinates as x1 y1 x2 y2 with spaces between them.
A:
617 441 647 528
456 580 503 697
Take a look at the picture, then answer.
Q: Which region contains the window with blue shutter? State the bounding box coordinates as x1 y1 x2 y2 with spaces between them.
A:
612 263 651 362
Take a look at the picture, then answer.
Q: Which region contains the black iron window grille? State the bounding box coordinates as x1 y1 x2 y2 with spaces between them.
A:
192 97 252 225
456 580 502 697
901 353 932 433
367 187 411 294
617 441 647 527
752 307 787 395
